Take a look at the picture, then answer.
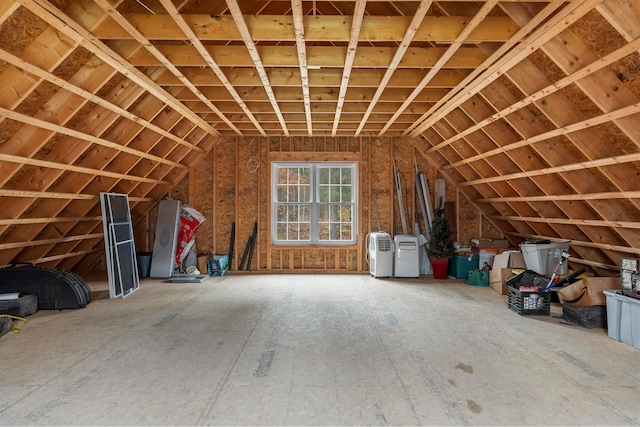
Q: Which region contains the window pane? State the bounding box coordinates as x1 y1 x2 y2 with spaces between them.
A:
287 205 298 222
300 185 310 202
341 185 351 202
319 168 329 184
318 204 329 222
276 205 287 221
330 168 340 184
277 223 287 240
277 168 288 183
330 223 340 240
319 223 329 240
288 223 299 240
342 168 351 184
330 185 340 203
330 205 340 222
288 186 298 202
300 168 310 184
300 205 310 222
277 185 287 202
300 223 310 240
341 205 352 222
319 185 329 203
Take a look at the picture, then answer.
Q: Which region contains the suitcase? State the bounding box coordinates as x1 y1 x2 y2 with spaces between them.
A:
0 263 91 310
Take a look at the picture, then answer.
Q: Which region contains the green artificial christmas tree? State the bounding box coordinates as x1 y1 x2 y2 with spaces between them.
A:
427 208 455 279
427 208 455 259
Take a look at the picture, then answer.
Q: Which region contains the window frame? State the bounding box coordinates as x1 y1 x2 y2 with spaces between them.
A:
271 161 357 246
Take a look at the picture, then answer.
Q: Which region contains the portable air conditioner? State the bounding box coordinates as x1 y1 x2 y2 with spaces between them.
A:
369 232 393 278
394 235 420 278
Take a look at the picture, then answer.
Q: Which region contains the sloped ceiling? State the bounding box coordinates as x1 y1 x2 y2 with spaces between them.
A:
0 0 638 274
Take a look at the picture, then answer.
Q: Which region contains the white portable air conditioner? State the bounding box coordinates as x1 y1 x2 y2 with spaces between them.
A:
369 232 393 278
394 235 420 278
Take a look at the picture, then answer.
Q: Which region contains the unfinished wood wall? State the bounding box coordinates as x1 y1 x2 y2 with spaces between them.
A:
138 136 506 273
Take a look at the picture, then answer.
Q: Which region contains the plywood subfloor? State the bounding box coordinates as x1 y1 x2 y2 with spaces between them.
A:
0 274 638 426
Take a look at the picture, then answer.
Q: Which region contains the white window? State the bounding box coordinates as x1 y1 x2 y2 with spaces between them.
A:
272 162 357 245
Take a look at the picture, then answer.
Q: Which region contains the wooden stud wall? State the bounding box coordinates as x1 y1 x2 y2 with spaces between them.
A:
147 136 501 273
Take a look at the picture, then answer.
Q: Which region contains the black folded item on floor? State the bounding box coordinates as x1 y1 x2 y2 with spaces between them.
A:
562 303 607 329
0 294 38 317
0 263 91 310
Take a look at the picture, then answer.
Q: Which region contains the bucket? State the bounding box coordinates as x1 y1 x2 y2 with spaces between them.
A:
137 252 152 279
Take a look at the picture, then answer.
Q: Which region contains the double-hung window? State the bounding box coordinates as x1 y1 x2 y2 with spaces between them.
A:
272 162 357 245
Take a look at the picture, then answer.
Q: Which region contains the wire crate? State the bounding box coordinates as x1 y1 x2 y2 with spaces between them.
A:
508 285 551 316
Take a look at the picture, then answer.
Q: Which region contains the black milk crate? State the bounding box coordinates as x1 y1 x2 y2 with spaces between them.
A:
508 285 551 316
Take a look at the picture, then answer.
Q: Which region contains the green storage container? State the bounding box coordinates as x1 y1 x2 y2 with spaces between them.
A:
449 255 479 279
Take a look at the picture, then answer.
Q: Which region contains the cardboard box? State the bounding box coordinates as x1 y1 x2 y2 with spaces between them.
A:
489 252 526 295
490 269 511 295
492 251 526 270
557 277 621 306
476 238 510 249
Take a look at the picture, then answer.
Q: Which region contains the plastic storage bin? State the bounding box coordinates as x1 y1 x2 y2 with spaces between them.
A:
449 255 479 279
520 240 571 275
604 290 640 349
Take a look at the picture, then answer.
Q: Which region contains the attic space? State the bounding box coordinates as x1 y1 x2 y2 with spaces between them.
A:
0 0 637 276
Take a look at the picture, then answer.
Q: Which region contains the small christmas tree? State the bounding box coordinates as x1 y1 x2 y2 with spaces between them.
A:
427 208 455 259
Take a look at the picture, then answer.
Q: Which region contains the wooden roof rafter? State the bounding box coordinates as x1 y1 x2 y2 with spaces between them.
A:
331 0 366 136
407 0 603 137
354 0 433 136
379 0 500 136
17 0 222 139
157 0 267 136
225 0 290 136
291 0 314 135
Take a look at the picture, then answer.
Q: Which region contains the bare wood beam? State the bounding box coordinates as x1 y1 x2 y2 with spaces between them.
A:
0 48 204 154
477 191 640 203
0 106 188 169
157 0 264 136
427 37 640 156
2 248 102 267
445 102 640 170
379 0 497 136
291 0 313 135
331 0 367 137
491 215 640 230
507 233 639 256
0 217 102 226
0 153 172 185
225 0 289 136
93 14 520 42
0 233 103 251
18 0 221 139
355 0 433 136
408 0 601 136
459 152 640 187
0 1 20 24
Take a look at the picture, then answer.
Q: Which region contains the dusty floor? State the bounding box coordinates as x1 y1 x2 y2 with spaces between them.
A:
0 273 638 426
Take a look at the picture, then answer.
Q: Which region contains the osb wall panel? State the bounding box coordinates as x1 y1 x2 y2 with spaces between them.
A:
137 136 489 273
192 150 214 257
458 191 478 246
236 138 260 270
213 139 236 263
